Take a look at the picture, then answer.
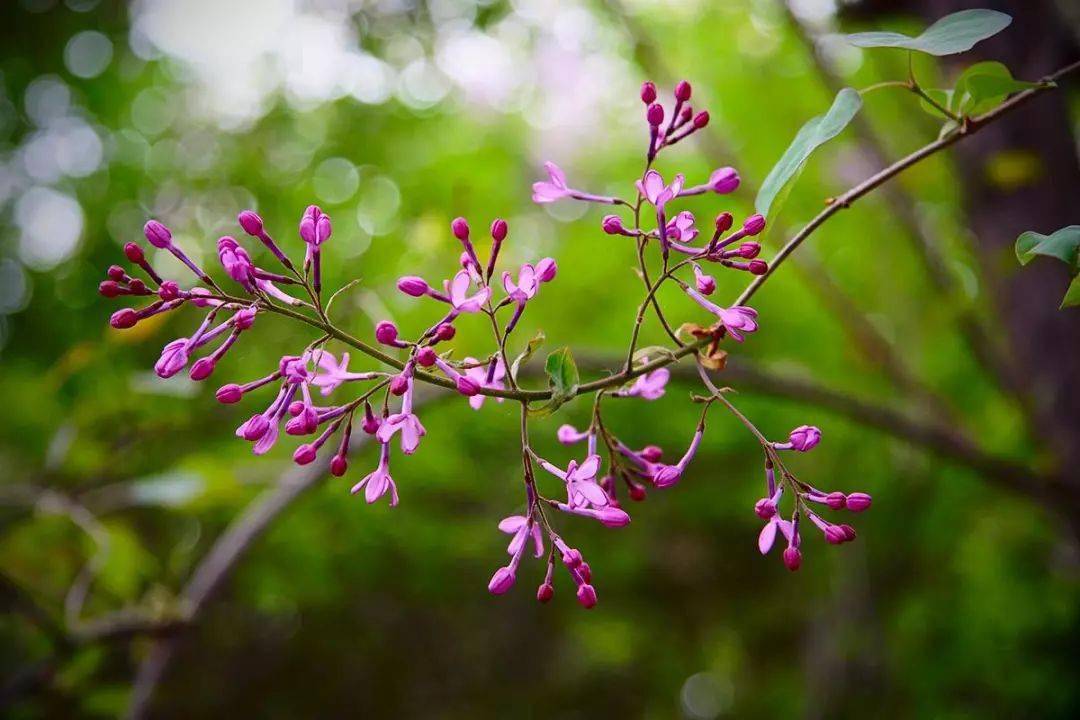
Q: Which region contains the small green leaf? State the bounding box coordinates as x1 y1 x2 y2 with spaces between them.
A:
917 88 953 117
952 61 1040 115
1015 226 1080 268
510 329 545 381
845 9 1012 56
755 87 862 217
1061 275 1080 309
544 346 579 399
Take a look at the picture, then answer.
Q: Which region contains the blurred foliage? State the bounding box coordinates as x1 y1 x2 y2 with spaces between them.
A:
1 0 1078 718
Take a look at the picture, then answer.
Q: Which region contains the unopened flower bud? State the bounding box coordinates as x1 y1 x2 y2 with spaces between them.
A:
299 205 331 245
397 276 429 297
535 258 557 283
487 566 516 595
128 278 147 294
628 483 647 502
693 111 709 129
743 214 766 236
374 321 399 345
237 210 264 236
241 414 270 441
576 583 597 609
289 401 305 417
640 81 657 104
824 525 847 544
330 455 348 477
714 212 734 233
416 347 436 367
435 323 456 342
640 445 663 462
561 548 583 568
536 582 554 603
361 403 380 435
189 357 216 381
783 546 802 571
293 444 317 466
789 425 821 452
107 265 126 281
109 308 138 329
840 524 857 542
646 103 664 127
845 492 872 512
456 376 481 396
158 281 180 300
143 220 172 249
680 105 693 122
825 491 847 510
99 280 121 298
451 216 470 241
578 562 592 583
233 307 256 330
710 168 740 195
598 508 631 528
490 218 508 242
390 375 409 396
748 259 768 275
602 214 626 235
737 242 760 259
674 80 692 102
216 384 243 404
123 242 145 263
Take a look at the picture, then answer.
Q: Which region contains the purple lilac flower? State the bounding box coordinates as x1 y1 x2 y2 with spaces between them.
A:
351 440 398 506
376 383 426 454
299 205 331 292
463 357 506 410
557 424 589 444
616 423 703 489
773 425 821 452
310 351 379 395
682 286 759 341
498 515 544 558
678 167 741 197
532 162 619 205
615 365 670 400
445 269 491 314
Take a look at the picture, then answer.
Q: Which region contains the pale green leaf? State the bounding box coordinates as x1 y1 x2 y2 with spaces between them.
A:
845 9 1012 56
1015 226 1080 268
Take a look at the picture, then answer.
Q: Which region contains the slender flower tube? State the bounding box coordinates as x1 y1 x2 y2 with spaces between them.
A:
532 162 619 205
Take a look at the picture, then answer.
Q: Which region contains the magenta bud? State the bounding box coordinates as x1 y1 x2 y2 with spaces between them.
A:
755 498 776 519
123 242 145 263
128 278 147 294
455 376 481 396
737 242 760 259
674 80 692 102
487 566 516 595
435 323 456 342
237 210 264 236
562 548 583 568
397 276 429 297
241 414 270 441
288 401 305 417
109 308 138 329
535 258 557 283
714 212 734 233
536 582 554 603
107 264 126 281
646 103 664 127
362 403 380 435
824 525 847 544
602 214 625 235
840 524 857 542
680 105 693 122
143 220 172 249
374 321 399 346
628 483 647 502
710 167 740 194
578 562 592 583
390 375 409 396
846 493 872 512
216 384 243 404
598 508 631 528
640 445 663 462
825 491 847 510
640 81 657 104
233 307 256 331
99 280 121 298
158 281 180 300
293 444 317 466
416 347 436 367
451 216 470 241
743 214 766 236
789 425 821 452
490 218 508 242
783 546 802 571
693 111 709 129
695 272 716 296
299 205 331 245
330 455 348 477
748 259 768 276
189 357 215 381
576 583 597 609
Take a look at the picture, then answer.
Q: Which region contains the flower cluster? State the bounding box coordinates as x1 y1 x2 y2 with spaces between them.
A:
97 76 872 609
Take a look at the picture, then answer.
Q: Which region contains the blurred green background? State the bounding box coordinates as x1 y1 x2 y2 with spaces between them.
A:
2 0 1078 718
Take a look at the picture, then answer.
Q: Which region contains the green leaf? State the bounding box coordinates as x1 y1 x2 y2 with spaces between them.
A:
1061 276 1080 309
1015 226 1080 268
845 9 1012 56
917 88 953 117
530 347 579 417
952 61 1041 115
755 87 862 217
510 329 545 382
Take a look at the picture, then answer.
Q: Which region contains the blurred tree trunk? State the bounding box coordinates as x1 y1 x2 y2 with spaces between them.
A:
846 0 1080 510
